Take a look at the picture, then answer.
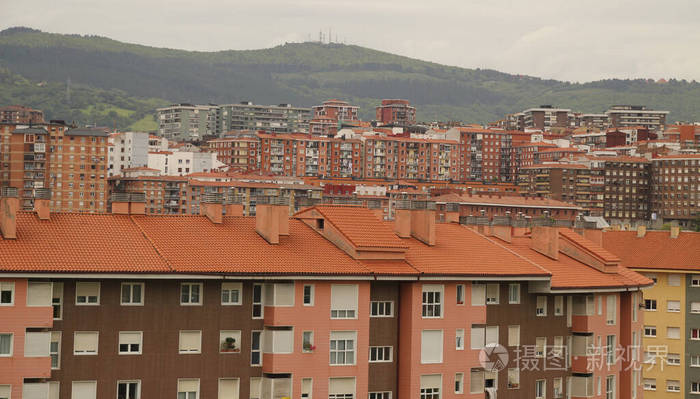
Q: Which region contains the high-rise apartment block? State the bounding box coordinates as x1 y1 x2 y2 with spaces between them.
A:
0 105 44 124
156 104 219 141
606 105 669 132
650 154 700 225
522 106 573 131
375 99 416 126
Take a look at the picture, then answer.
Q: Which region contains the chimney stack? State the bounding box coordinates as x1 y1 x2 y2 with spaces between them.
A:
255 196 289 244
34 188 51 220
530 223 559 260
224 192 244 217
1 187 19 239
110 192 146 215
393 199 412 238
201 192 224 224
410 200 436 246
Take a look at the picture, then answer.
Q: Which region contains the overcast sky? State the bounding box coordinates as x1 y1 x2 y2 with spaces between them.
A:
2 0 699 82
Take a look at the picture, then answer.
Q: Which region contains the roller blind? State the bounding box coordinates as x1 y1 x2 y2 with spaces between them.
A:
27 282 52 306
250 378 261 399
74 332 98 353
25 331 50 357
49 382 60 399
119 332 141 345
485 326 499 345
421 330 443 364
328 378 355 395
71 381 96 399
275 283 294 306
330 285 358 311
471 283 485 306
219 379 239 399
471 327 485 349
0 386 10 398
23 383 48 399
508 326 520 347
179 331 201 352
178 379 199 393
76 282 99 297
420 375 442 389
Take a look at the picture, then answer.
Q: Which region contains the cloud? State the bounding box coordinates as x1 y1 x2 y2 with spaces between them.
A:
1 0 698 82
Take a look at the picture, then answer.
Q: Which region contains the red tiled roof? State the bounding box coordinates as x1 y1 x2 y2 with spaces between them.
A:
309 205 408 249
603 230 700 271
0 213 170 273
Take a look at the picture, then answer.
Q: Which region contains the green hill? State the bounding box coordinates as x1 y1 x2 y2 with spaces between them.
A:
1 26 699 130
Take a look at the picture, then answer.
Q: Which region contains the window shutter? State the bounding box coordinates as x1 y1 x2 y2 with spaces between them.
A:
74 332 98 353
421 330 443 363
218 379 239 399
71 381 96 399
27 282 52 306
178 379 199 393
119 332 141 345
420 375 442 389
179 331 201 352
471 283 485 306
328 378 355 395
330 285 358 311
485 326 499 345
471 327 485 349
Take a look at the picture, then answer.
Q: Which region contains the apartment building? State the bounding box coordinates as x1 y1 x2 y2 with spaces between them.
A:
375 99 416 126
107 132 149 177
310 100 360 136
606 106 669 132
518 164 599 215
147 149 224 176
433 192 581 222
156 104 219 141
0 189 650 399
522 106 573 131
603 157 652 223
218 102 311 135
208 136 260 172
0 105 44 124
650 155 700 227
575 114 609 130
0 123 109 213
604 228 700 399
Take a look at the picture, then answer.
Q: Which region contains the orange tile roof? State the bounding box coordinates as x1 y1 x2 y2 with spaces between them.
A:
130 216 373 275
603 230 700 271
308 205 408 249
0 212 170 273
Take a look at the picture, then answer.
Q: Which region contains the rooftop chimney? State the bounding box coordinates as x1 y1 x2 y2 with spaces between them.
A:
636 225 647 238
1 187 19 239
201 192 224 224
530 224 559 260
110 192 146 215
224 193 244 217
255 196 289 244
393 200 412 238
670 226 680 239
34 188 51 220
410 200 436 246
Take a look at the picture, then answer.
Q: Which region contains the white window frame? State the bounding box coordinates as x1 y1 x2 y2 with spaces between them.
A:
75 282 100 305
456 329 464 350
508 283 520 304
455 373 464 394
221 282 242 306
368 392 391 399
486 283 499 305
536 296 547 316
667 300 681 313
71 381 97 399
252 284 263 319
691 355 700 367
644 299 657 311
0 282 14 306
177 378 199 399
644 326 657 337
251 330 262 366
120 282 144 306
422 285 443 318
50 331 61 369
116 380 141 399
118 331 143 355
456 284 465 305
330 331 356 366
554 296 564 316
666 380 680 393
0 333 13 357
370 301 393 317
52 282 63 320
73 331 99 355
369 346 392 362
535 379 546 399
303 284 314 306
180 283 202 306
643 379 656 391
178 330 202 354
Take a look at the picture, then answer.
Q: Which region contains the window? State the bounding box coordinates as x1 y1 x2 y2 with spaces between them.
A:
606 295 616 325
72 381 97 399
692 382 700 394
330 331 356 365
486 283 499 304
422 285 443 318
485 326 498 345
218 378 239 399
646 273 658 284
121 283 144 305
507 368 519 389
177 379 199 399
535 337 546 358
52 282 63 319
693 328 700 340
535 380 546 399
221 282 241 305
692 275 700 287
73 332 98 355
668 274 681 286
456 284 465 304
329 377 355 399
180 283 202 305
251 331 261 365
456 329 464 350
508 284 520 304
471 326 485 350
75 282 100 305
50 332 61 368
117 381 140 399
331 285 358 319
692 303 700 314
606 376 615 399
536 296 547 316
508 325 520 347
179 331 201 354
470 370 484 394
667 300 680 312
553 378 562 398
252 284 263 318
301 378 312 399
249 377 261 399
27 282 52 306
554 296 563 316
369 346 392 362
303 284 314 306
692 355 700 367
0 385 10 399
644 299 657 310
455 373 464 394
370 301 393 317
643 379 656 391
666 380 680 392
368 393 390 399
644 326 656 337
606 335 615 364
0 333 12 356
421 375 442 399
471 283 485 306
301 331 314 353
667 353 681 365
668 327 680 339
552 336 563 357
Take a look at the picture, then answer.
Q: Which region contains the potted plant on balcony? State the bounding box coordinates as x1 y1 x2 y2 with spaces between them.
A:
221 337 239 352
302 342 316 352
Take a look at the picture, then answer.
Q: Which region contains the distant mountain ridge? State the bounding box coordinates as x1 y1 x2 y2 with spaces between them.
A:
1 27 699 130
